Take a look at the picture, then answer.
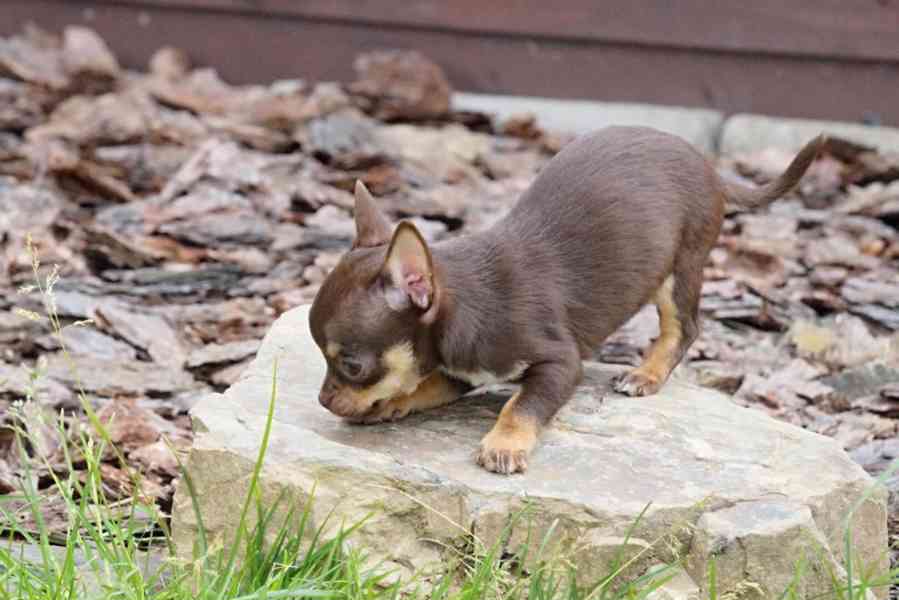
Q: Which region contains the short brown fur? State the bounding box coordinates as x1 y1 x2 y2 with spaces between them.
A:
309 126 824 475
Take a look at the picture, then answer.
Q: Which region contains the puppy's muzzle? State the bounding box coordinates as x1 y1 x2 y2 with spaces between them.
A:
318 382 370 417
319 379 339 409
319 390 335 409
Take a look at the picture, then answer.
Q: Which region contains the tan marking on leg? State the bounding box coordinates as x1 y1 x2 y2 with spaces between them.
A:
350 371 462 424
477 392 539 475
615 276 683 396
326 342 341 359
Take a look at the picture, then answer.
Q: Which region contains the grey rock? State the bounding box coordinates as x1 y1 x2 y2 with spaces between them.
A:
158 211 272 247
850 439 899 475
644 565 700 600
155 182 252 223
0 183 63 235
96 266 245 298
720 114 899 155
45 354 195 397
0 360 74 408
93 143 193 194
94 301 186 367
39 325 138 361
688 500 845 599
376 122 490 182
0 78 46 131
849 304 899 331
453 92 723 153
304 205 354 239
28 91 150 146
156 139 265 204
297 112 385 169
788 315 897 370
0 308 46 360
803 234 880 270
186 339 261 369
51 290 101 320
171 305 889 596
0 30 68 89
822 363 899 404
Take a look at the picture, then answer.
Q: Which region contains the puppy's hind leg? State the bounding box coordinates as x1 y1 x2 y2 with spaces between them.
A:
613 273 699 396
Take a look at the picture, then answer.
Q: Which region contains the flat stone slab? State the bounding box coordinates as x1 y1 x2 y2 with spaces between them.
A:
720 113 899 155
172 305 888 597
453 92 723 153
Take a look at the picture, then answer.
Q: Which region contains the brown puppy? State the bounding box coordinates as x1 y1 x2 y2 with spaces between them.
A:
309 126 823 475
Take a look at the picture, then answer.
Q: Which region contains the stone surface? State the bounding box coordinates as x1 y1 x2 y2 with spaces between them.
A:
45 354 195 397
645 566 700 600
185 339 261 369
453 92 723 153
172 305 889 597
823 363 899 405
720 114 899 155
688 500 845 599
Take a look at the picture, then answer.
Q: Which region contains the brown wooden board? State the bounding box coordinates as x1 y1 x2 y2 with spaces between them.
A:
119 0 899 62
2 0 898 125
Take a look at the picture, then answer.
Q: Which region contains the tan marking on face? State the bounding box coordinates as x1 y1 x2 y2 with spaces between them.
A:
348 371 462 424
615 275 682 396
477 392 540 474
334 341 423 416
326 342 342 359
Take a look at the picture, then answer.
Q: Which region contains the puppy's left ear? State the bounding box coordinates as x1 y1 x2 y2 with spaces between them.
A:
353 180 392 248
382 221 436 315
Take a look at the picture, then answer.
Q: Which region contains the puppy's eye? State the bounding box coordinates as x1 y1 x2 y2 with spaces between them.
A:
339 356 364 379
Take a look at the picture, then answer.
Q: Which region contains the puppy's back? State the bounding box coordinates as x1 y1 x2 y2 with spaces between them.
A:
507 126 718 233
496 126 724 349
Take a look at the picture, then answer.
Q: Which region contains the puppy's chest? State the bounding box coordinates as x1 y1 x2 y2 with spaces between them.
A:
440 361 529 387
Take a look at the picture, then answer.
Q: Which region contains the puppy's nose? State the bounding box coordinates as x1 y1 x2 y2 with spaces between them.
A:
319 388 336 409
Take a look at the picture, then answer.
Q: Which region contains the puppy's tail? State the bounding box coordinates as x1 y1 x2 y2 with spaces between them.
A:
724 134 826 208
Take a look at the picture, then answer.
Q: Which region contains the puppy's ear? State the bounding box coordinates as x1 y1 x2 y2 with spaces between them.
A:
353 181 392 248
382 221 435 312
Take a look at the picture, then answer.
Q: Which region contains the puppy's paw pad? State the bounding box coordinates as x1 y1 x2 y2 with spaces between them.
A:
613 371 663 397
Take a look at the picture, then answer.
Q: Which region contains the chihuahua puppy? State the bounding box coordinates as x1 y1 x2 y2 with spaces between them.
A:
309 126 823 475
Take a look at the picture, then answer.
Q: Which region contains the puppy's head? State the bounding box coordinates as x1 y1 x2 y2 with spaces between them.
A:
309 181 441 418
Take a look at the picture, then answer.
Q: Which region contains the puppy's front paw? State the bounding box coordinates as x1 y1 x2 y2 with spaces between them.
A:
477 428 534 475
348 397 413 425
613 370 663 397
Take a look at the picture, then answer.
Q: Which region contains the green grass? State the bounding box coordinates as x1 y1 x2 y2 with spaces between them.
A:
1 238 897 599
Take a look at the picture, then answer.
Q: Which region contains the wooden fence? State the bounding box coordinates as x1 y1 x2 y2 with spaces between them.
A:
3 1 899 125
